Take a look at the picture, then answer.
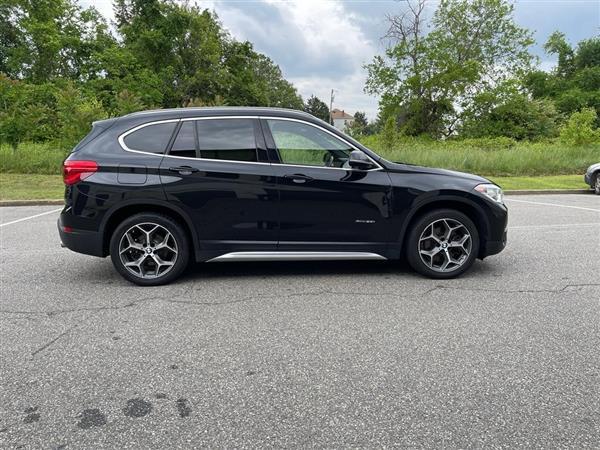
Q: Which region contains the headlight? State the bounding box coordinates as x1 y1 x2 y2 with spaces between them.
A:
474 183 504 204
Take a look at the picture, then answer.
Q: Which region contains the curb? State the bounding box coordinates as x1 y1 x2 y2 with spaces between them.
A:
504 189 592 196
0 199 64 207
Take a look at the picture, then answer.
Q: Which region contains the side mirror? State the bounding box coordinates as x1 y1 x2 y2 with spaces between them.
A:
348 150 375 170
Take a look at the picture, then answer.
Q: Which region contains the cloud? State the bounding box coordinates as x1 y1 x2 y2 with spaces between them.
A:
206 0 381 118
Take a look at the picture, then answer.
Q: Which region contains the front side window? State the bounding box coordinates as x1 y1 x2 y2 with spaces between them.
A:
196 119 257 162
123 122 177 154
266 119 352 167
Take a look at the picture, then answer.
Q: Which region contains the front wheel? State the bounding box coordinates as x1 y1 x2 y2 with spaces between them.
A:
594 174 600 195
406 209 479 279
109 213 190 286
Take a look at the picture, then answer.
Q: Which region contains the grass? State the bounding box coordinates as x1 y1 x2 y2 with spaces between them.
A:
3 137 600 177
0 173 63 200
359 135 600 177
488 174 588 190
1 142 68 175
0 173 588 201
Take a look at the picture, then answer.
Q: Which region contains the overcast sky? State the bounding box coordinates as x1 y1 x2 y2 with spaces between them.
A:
79 0 600 120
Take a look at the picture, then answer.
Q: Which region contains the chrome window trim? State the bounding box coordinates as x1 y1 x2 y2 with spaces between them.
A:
118 115 383 171
118 119 180 156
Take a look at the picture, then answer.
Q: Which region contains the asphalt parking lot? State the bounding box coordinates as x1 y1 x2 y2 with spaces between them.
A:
1 194 599 448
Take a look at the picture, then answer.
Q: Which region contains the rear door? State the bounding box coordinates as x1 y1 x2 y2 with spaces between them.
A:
159 117 278 257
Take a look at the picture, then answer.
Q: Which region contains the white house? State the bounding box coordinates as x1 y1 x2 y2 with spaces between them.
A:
331 108 354 131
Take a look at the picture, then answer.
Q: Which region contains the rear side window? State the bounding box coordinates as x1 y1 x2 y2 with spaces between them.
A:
170 121 197 158
123 122 177 154
196 119 257 162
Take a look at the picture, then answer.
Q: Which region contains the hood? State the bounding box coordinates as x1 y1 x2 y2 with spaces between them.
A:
384 161 490 184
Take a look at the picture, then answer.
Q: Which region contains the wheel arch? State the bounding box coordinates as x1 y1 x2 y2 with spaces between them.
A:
100 200 198 259
398 195 491 259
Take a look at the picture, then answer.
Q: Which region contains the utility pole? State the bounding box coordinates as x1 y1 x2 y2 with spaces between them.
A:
329 89 336 125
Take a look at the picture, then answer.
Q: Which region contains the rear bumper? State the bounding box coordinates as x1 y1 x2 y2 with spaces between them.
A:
58 215 105 257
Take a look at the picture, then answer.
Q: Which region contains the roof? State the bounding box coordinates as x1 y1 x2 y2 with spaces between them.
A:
123 106 315 121
116 106 332 135
331 108 354 120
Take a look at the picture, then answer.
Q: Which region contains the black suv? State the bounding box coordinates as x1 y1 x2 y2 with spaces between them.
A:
59 107 507 285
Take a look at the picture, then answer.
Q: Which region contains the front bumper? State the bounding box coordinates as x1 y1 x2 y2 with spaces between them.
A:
484 228 507 257
58 215 105 257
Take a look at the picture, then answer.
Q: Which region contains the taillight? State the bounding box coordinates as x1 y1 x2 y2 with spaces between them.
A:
63 160 98 185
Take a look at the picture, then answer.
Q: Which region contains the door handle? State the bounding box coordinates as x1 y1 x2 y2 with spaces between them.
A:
169 166 199 175
283 174 314 184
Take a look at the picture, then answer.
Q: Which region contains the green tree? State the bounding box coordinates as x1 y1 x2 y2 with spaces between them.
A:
353 111 368 129
304 95 330 122
250 54 303 109
526 35 600 125
113 90 145 116
366 0 534 137
347 111 375 137
544 31 575 77
223 42 303 108
0 0 306 147
112 1 302 109
2 0 114 82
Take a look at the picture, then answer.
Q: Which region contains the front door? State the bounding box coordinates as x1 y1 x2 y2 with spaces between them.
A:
261 118 393 255
159 117 278 257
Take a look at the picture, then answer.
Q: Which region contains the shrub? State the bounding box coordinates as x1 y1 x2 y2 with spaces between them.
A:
55 83 107 149
461 95 559 141
381 116 399 150
559 107 600 145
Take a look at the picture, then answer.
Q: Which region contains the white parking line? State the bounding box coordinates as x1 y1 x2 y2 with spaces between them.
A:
0 208 63 227
509 223 600 230
505 198 600 213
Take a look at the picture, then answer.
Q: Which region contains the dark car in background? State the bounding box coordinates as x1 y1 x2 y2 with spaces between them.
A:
58 107 508 285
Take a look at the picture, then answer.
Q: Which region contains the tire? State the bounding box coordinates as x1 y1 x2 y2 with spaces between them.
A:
406 209 479 279
594 174 600 195
109 213 190 286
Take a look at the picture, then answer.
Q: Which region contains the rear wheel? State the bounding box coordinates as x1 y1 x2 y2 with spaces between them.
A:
406 209 479 279
109 213 190 286
594 174 600 195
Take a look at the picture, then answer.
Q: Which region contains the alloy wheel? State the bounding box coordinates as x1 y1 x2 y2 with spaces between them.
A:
119 223 178 279
418 218 472 273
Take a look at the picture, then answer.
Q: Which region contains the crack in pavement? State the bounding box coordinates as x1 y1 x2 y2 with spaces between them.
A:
168 287 411 307
31 323 78 357
424 283 600 296
3 283 598 321
0 297 166 319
